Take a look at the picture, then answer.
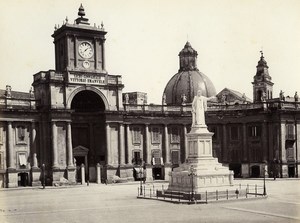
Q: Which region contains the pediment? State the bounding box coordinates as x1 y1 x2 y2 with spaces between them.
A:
73 145 89 155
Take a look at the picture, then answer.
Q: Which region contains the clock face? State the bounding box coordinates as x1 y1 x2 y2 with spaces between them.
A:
78 42 93 59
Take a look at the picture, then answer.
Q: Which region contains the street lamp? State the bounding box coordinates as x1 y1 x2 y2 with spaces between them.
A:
139 162 143 196
42 164 45 189
188 165 197 201
263 160 267 196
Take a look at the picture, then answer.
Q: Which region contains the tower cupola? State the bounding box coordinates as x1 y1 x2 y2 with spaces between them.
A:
75 4 90 25
252 51 274 102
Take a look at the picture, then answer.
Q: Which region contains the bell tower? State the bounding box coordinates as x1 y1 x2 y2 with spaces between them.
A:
52 4 107 73
252 51 274 102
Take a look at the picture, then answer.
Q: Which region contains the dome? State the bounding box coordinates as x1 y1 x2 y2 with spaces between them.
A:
163 42 216 105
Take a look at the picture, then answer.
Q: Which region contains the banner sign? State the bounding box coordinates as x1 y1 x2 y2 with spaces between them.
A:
68 73 106 85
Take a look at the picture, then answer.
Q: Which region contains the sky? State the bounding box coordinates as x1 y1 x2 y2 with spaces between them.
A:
0 0 300 104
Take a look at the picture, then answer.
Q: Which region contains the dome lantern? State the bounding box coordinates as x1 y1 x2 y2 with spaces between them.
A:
163 42 216 105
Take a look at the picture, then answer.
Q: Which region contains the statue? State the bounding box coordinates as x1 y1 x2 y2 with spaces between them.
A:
242 93 247 104
295 92 298 102
221 93 227 105
261 91 267 102
29 87 34 98
192 89 215 127
279 90 285 101
124 93 129 104
181 94 187 105
162 93 166 105
5 85 12 98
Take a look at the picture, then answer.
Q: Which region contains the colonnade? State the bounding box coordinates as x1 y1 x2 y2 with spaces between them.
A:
105 122 189 166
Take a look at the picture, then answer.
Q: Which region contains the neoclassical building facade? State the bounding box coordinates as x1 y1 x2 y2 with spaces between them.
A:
0 5 299 188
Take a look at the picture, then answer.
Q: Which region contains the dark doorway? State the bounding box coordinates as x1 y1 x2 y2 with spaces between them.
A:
251 165 260 178
257 90 262 102
152 167 163 180
18 172 28 187
71 90 105 112
288 165 295 177
75 156 85 182
71 90 106 183
229 163 241 178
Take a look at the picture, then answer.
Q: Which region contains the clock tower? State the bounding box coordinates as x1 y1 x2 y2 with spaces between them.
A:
52 4 107 73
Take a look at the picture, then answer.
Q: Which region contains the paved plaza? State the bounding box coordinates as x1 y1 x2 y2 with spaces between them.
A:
0 179 299 223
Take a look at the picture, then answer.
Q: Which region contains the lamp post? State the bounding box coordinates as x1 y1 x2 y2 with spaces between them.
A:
188 165 197 201
263 160 267 196
139 163 143 196
42 164 45 189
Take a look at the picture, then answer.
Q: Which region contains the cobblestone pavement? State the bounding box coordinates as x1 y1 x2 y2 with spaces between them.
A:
0 179 299 223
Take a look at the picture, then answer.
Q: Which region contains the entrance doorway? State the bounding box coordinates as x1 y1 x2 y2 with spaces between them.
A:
152 167 163 180
74 156 85 182
229 163 241 178
18 172 28 187
251 165 260 177
288 165 295 177
71 89 107 183
73 146 89 183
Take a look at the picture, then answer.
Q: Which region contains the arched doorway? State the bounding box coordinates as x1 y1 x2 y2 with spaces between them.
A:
71 90 107 183
71 90 105 112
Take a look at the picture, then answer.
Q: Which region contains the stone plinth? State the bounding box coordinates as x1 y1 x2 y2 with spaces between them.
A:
52 168 69 186
167 125 233 193
67 166 76 184
31 167 42 186
7 169 18 188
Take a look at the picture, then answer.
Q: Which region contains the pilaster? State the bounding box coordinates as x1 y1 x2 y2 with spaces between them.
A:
106 123 111 165
7 121 14 169
119 123 125 165
51 121 59 168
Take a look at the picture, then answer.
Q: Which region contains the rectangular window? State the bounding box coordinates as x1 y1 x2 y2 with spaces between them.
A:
132 151 141 165
171 150 180 165
170 127 180 143
152 150 162 165
18 127 25 141
151 127 160 144
286 124 295 140
286 148 294 159
18 153 27 169
230 126 239 140
16 125 27 144
132 127 141 145
248 126 261 138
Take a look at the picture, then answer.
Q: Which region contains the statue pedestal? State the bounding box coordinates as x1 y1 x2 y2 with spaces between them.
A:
167 126 233 193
